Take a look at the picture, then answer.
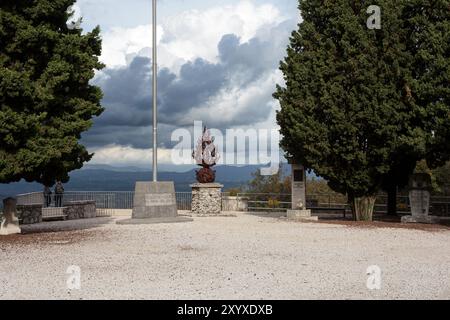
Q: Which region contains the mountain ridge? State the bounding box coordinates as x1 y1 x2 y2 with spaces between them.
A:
0 164 291 197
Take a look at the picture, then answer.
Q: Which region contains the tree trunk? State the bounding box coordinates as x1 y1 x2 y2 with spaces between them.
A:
387 184 397 216
351 195 376 221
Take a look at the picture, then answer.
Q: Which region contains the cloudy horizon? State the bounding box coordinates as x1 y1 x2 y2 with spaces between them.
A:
75 0 301 169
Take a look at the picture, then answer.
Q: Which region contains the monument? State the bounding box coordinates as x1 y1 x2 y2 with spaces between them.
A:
117 181 192 224
286 161 318 221
0 197 21 236
190 127 223 216
401 173 440 224
117 0 192 225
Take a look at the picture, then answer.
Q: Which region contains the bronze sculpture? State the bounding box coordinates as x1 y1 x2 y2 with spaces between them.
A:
192 126 220 183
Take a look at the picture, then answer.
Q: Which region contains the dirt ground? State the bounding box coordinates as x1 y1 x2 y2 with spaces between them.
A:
1 213 449 300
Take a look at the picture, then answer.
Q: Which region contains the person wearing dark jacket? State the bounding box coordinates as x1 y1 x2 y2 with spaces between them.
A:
54 181 64 207
43 186 52 207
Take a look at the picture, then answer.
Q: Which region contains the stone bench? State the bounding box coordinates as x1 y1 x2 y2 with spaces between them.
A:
17 200 97 224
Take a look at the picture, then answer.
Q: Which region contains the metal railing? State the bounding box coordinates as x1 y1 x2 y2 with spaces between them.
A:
237 192 350 212
238 192 450 216
16 192 44 206
177 192 192 210
13 191 450 217
63 192 118 217
237 193 291 212
15 191 195 213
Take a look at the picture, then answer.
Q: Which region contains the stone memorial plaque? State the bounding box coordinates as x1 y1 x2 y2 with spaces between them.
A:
409 189 430 216
401 173 438 224
117 181 193 224
145 193 175 206
131 181 178 219
290 163 307 210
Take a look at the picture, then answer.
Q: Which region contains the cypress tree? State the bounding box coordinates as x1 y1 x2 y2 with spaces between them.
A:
274 0 450 220
0 0 104 187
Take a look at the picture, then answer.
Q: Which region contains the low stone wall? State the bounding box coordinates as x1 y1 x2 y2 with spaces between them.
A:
63 201 96 220
221 196 249 212
16 201 96 224
16 204 43 225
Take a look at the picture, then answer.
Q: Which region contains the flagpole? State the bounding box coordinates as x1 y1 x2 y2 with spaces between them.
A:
152 0 158 182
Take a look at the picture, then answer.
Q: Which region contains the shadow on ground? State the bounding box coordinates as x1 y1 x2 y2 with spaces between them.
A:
19 217 115 235
245 211 450 231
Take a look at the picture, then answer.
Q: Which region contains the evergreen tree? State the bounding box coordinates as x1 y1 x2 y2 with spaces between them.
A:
274 0 450 220
0 0 104 187
383 0 450 215
402 0 450 169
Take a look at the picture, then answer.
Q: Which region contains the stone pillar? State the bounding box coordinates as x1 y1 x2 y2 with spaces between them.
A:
286 161 317 221
191 183 223 216
0 198 21 236
402 173 440 224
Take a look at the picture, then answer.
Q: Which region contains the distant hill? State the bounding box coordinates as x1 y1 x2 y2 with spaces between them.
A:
0 164 292 197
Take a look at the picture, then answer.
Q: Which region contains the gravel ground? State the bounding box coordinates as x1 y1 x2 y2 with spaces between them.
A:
0 212 449 300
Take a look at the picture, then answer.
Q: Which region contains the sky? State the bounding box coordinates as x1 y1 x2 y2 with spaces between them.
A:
74 0 301 170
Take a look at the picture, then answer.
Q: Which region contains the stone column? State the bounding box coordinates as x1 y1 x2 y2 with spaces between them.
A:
191 183 223 216
0 197 21 236
286 161 317 221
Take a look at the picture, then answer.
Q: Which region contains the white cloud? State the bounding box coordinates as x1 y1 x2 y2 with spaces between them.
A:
161 1 284 63
99 1 285 70
101 25 163 67
67 4 83 25
90 144 173 166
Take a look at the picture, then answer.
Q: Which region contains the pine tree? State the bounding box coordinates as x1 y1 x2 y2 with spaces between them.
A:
0 0 104 187
274 0 450 220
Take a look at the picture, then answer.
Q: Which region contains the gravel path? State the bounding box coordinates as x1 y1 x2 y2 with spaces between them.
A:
0 213 449 300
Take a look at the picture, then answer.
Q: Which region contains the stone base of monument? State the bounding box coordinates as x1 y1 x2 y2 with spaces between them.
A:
287 209 318 221
117 181 193 225
401 215 441 224
191 183 223 216
1 198 21 236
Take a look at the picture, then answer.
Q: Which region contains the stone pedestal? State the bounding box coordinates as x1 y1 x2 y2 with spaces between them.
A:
401 215 441 224
287 209 318 221
191 183 223 216
0 198 21 236
402 173 439 224
117 182 193 225
287 160 318 221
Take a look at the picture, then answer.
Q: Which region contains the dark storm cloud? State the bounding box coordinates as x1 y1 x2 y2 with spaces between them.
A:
159 58 227 124
81 123 176 149
82 20 296 149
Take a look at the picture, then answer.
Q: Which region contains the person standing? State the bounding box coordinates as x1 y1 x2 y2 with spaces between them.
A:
43 186 52 207
54 181 64 207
